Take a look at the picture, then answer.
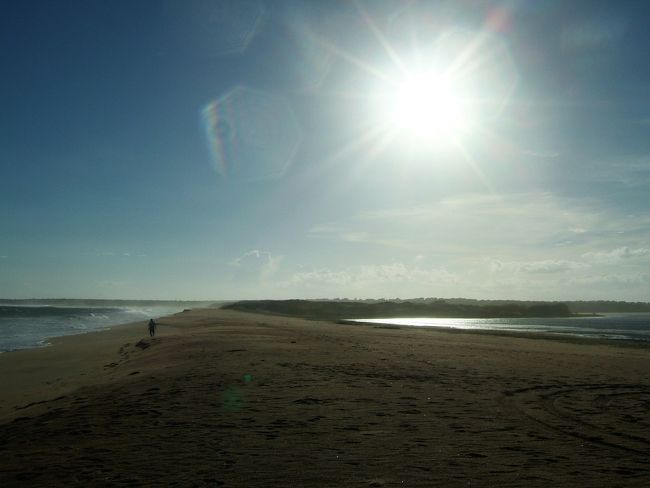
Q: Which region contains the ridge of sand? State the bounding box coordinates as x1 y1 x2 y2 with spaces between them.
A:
1 308 649 486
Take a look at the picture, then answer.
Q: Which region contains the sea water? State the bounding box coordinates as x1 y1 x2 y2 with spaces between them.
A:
0 304 185 352
350 314 650 343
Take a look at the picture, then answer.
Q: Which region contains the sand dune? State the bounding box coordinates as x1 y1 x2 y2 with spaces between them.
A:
1 309 649 487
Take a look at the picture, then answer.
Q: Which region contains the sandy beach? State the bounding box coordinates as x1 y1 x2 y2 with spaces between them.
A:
1 308 649 487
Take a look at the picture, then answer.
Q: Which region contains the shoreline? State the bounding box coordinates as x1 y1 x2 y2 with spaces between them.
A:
340 318 650 349
0 308 650 356
2 308 650 486
2 313 645 359
0 304 193 354
1 304 643 356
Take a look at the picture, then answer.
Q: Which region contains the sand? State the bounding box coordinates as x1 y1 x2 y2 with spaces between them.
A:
1 308 649 487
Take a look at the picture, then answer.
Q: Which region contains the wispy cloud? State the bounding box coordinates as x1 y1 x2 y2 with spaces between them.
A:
282 262 458 294
268 249 650 300
489 259 588 274
521 150 560 159
327 192 650 251
357 193 590 223
308 223 343 235
286 268 352 287
588 155 650 186
309 224 413 249
562 16 625 51
85 250 136 257
582 246 650 264
311 192 625 256
230 249 266 267
293 192 650 300
567 272 650 286
96 280 127 288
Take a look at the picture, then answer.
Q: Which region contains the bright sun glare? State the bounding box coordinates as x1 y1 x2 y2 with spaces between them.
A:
389 71 470 142
323 10 518 164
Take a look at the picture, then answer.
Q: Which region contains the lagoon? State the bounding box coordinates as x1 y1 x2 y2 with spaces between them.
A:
350 313 650 342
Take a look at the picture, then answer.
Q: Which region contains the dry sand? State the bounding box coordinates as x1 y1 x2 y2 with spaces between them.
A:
1 308 649 487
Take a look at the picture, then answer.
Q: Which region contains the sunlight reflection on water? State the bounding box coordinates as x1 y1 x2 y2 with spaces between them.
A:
349 315 650 342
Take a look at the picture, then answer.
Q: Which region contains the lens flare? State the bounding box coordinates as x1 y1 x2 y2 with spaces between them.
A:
202 86 302 181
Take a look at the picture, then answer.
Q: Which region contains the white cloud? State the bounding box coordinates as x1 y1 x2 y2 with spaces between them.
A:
229 249 283 281
566 273 650 286
582 247 650 264
229 249 264 267
263 252 649 300
282 262 459 296
490 259 588 274
287 268 353 287
272 192 650 300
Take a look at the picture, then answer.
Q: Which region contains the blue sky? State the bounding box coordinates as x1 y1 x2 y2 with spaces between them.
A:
2 0 650 301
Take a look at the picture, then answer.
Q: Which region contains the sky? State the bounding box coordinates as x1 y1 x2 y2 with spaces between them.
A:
2 0 650 301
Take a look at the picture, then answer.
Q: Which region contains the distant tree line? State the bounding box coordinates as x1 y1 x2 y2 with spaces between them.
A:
4 297 647 314
252 297 650 314
439 298 650 313
564 301 650 313
0 298 219 308
222 299 573 320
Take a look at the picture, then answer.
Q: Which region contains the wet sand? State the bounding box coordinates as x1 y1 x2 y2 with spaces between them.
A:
1 308 649 487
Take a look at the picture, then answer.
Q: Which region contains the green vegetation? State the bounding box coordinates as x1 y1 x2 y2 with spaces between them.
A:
222 299 573 321
0 299 221 308
434 298 650 314
5 298 647 317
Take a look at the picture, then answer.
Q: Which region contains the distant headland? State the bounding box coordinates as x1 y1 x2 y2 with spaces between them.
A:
3 298 649 319
222 299 587 321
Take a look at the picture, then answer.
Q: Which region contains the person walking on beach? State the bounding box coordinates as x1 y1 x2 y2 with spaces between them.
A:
148 318 157 337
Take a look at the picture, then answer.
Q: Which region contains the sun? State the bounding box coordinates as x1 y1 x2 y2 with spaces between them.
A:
388 71 471 143
317 9 518 166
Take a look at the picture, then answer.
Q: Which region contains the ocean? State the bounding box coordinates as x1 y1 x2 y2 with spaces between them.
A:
350 314 650 343
0 304 187 352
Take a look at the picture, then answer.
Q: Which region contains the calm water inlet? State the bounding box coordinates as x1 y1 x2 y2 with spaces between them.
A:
350 314 650 343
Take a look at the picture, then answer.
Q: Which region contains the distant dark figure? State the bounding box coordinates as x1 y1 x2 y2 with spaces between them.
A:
148 318 157 337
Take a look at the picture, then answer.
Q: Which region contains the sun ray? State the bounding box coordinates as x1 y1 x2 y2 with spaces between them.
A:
444 28 493 80
355 1 409 75
452 138 497 194
312 34 394 83
306 4 525 195
327 123 391 164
